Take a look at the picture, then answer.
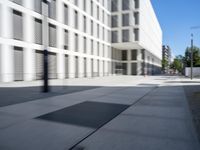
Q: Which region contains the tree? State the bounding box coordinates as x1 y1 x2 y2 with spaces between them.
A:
170 55 184 73
162 59 169 71
184 46 200 67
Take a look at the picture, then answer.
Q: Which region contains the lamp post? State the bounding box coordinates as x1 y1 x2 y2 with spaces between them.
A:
42 0 51 92
191 34 193 80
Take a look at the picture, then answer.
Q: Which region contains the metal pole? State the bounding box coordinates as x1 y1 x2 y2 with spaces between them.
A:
191 34 193 80
42 0 51 92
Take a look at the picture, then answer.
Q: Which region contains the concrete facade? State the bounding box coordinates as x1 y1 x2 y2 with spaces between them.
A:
0 0 162 82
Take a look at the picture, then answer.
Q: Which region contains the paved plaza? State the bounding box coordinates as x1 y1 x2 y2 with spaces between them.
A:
0 76 199 150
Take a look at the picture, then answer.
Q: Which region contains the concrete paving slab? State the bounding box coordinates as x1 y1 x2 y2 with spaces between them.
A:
123 105 186 119
75 129 197 150
0 119 93 150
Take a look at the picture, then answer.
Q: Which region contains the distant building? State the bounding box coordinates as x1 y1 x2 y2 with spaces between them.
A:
162 45 172 73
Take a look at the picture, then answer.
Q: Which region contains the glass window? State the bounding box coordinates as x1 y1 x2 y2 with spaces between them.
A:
83 16 87 33
83 0 86 11
91 40 94 55
91 0 93 16
122 13 129 26
49 24 57 47
64 4 68 25
75 34 78 52
122 50 127 60
111 15 118 27
34 0 42 14
34 18 42 44
111 0 118 12
122 0 129 10
64 30 68 50
84 37 87 53
111 31 118 43
49 0 56 20
91 20 93 35
134 12 139 25
74 0 78 6
122 29 129 42
74 10 78 29
134 28 139 41
131 50 137 60
13 10 23 40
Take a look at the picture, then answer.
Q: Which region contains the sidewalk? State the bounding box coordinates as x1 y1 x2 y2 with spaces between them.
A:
0 76 199 150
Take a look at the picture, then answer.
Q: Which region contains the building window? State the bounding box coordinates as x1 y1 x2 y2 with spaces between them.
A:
74 0 78 6
122 29 129 42
11 0 22 5
84 37 87 53
97 42 100 56
122 50 127 61
49 0 56 20
97 24 100 38
64 4 68 25
111 31 118 43
111 0 118 12
97 6 99 20
134 28 139 41
83 0 86 11
131 50 137 60
64 30 68 50
34 18 42 45
91 20 93 35
49 24 57 47
102 44 105 57
134 12 139 25
34 0 42 14
111 15 118 27
74 10 78 29
103 27 105 41
13 10 23 41
91 39 94 55
83 16 87 33
122 0 129 10
122 13 129 26
91 0 93 16
102 10 105 24
135 0 139 9
75 33 78 52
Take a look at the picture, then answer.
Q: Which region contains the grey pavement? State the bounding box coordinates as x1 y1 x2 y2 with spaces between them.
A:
0 76 199 150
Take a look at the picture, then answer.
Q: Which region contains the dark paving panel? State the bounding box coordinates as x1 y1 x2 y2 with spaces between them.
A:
36 101 129 128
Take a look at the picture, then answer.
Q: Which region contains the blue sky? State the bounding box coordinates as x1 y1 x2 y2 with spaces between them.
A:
151 0 200 57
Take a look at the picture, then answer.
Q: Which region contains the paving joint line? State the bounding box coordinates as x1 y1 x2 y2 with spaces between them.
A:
67 85 160 150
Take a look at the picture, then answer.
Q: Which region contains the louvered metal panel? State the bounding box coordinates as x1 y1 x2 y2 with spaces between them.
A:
48 52 57 79
14 47 23 81
75 56 78 78
35 51 43 80
65 55 69 78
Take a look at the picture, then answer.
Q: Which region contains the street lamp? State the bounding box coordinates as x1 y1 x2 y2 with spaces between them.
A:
190 34 193 80
42 0 51 92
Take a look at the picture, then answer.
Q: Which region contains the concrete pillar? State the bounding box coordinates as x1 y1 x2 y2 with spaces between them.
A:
23 0 35 81
56 0 65 79
1 2 13 82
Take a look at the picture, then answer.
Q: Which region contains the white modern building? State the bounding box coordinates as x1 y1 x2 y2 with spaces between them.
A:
0 0 162 82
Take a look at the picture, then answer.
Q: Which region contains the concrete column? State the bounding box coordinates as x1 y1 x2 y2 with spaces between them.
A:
56 0 65 79
1 2 13 82
127 50 132 75
23 0 35 81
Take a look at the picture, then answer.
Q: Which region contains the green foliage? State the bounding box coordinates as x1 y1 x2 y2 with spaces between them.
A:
162 59 169 70
184 46 200 67
170 56 183 73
